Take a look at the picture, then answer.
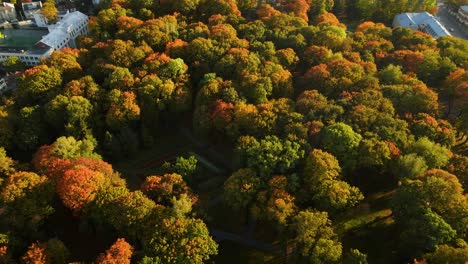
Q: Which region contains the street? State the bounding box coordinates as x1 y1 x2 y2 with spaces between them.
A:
436 1 468 39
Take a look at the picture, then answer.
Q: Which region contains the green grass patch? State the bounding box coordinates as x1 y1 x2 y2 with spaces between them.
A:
336 209 393 234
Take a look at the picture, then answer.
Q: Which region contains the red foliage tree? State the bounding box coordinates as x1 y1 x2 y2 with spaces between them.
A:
284 0 310 22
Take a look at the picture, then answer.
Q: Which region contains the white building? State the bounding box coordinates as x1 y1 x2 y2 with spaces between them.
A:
0 46 54 67
0 3 16 23
36 11 88 50
393 12 451 39
0 11 88 67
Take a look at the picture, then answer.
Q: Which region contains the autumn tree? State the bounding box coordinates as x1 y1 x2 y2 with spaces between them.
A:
1 172 54 235
20 239 69 264
57 166 106 212
96 238 133 264
32 136 101 178
21 242 47 264
42 0 58 24
284 0 310 22
141 173 193 206
443 68 467 126
252 176 297 227
105 90 141 130
15 65 62 106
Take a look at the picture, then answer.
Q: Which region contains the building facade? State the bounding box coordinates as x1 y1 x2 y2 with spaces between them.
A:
0 47 54 67
456 6 468 27
0 3 16 23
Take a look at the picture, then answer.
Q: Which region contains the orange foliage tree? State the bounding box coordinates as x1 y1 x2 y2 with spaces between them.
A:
57 167 105 212
95 238 133 264
21 242 47 264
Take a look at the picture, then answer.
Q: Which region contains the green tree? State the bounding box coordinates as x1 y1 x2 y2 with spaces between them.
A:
141 215 218 264
321 122 362 170
236 135 304 177
392 169 466 254
224 168 261 211
3 56 25 72
15 106 48 151
105 191 157 238
407 137 452 169
423 242 468 264
393 154 428 179
312 179 364 211
0 148 14 183
303 149 341 185
400 208 456 253
344 248 368 264
290 210 342 263
172 156 198 179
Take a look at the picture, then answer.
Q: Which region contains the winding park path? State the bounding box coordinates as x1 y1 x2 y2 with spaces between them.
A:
178 124 285 256
209 228 281 254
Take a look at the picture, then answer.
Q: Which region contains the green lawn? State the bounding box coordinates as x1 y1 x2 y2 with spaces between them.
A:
0 29 47 47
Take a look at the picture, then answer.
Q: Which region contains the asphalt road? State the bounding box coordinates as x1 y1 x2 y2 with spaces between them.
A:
436 1 468 39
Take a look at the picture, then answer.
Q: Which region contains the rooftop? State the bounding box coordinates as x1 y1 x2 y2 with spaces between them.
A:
393 12 451 39
39 11 87 48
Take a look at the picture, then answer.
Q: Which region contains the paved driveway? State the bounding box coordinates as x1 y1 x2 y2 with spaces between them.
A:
436 1 468 39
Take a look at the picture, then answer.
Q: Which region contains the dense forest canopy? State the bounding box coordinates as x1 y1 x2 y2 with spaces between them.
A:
0 0 467 263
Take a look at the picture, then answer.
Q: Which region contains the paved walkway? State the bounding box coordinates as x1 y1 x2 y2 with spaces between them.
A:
209 228 281 254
